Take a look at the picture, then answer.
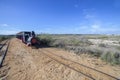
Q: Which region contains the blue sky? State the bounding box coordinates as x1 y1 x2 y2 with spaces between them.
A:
0 0 120 34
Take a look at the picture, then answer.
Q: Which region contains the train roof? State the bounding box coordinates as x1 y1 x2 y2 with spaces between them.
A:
16 31 31 35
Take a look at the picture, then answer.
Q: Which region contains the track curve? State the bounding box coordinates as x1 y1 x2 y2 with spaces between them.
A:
39 48 120 80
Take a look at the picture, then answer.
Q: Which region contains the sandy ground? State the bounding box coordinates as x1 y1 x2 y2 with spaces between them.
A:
43 48 120 77
0 39 87 80
0 38 120 80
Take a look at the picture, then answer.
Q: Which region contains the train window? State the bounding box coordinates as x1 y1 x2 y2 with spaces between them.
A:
24 32 31 37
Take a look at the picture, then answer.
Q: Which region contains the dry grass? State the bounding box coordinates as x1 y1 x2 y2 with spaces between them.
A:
37 34 120 65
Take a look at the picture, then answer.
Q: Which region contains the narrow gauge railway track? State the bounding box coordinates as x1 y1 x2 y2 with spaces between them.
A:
39 49 95 80
0 40 10 67
0 40 8 50
40 48 120 80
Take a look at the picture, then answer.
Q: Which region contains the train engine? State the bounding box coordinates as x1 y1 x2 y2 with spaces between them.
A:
16 31 37 46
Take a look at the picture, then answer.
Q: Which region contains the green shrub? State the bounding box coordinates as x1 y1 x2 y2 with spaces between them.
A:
70 39 81 46
112 52 120 65
88 49 103 57
118 41 120 44
0 36 8 42
101 51 112 63
37 34 55 46
101 51 120 65
53 39 67 48
69 39 93 46
99 36 108 39
99 43 107 47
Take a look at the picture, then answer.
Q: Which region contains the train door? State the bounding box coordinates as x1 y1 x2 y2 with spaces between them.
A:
24 32 31 43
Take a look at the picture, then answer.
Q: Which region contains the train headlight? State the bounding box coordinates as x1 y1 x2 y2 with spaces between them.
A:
31 38 37 44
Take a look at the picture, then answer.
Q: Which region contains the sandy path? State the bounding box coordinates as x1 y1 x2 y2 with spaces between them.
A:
42 48 120 79
0 38 87 80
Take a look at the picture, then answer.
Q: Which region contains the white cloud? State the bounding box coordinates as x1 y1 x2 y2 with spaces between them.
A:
90 24 100 33
0 29 21 35
0 24 9 27
0 26 21 35
74 26 87 31
74 4 79 8
83 8 99 23
91 24 100 29
73 22 120 34
85 14 94 19
1 30 18 35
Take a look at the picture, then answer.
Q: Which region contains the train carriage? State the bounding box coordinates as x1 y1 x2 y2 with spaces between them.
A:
16 31 37 46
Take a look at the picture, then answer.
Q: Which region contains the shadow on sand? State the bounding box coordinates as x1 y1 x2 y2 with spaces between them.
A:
31 43 53 49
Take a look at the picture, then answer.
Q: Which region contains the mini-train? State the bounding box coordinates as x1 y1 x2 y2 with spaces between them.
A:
16 31 38 46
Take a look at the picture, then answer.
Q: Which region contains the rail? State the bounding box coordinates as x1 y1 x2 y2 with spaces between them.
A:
40 48 120 80
0 40 10 67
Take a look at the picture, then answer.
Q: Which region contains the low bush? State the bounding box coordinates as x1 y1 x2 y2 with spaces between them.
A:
99 43 107 47
119 41 120 44
70 39 80 46
53 39 66 48
37 34 120 65
37 34 55 46
101 51 120 65
0 36 8 42
88 49 103 57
